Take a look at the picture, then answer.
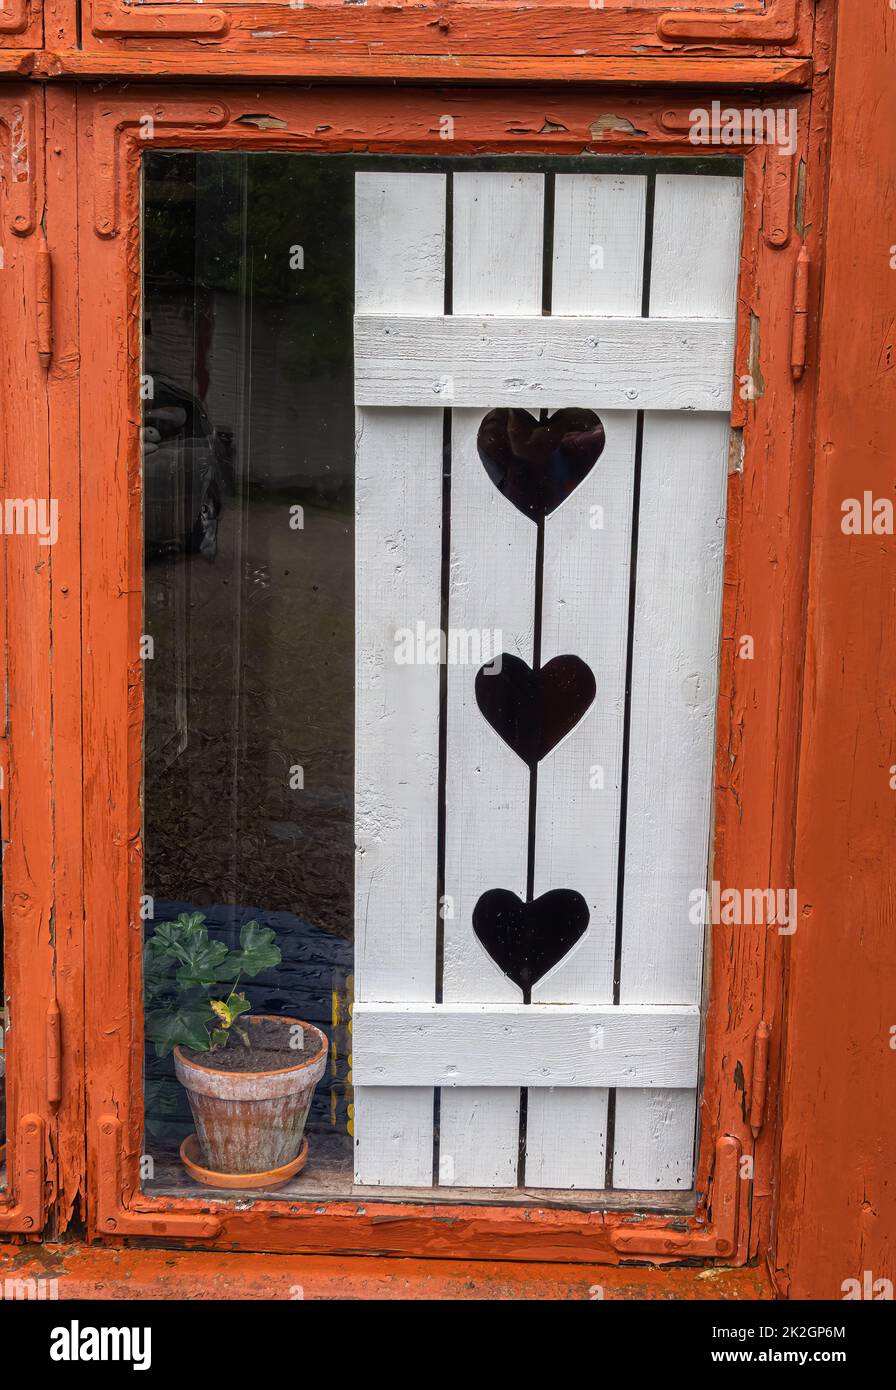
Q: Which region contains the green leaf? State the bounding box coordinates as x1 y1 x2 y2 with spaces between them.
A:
237 921 282 976
145 1003 214 1058
174 937 231 989
143 937 176 1000
150 915 208 968
210 1029 230 1050
226 991 252 1021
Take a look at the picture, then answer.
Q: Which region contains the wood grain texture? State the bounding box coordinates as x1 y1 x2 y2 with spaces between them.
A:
66 84 811 1261
0 85 54 1231
526 174 646 1189
45 85 86 1235
72 0 816 62
0 1240 776 1300
775 0 896 1300
353 173 446 1186
353 1088 435 1188
35 51 816 85
440 172 544 1186
353 1004 700 1088
354 315 735 412
615 171 742 1190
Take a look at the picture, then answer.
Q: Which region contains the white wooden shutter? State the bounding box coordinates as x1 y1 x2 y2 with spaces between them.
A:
354 167 742 1191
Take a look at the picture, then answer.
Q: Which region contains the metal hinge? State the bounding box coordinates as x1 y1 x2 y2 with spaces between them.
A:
91 2 229 38
97 1116 222 1239
46 996 61 1110
611 1136 742 1258
658 0 800 44
0 1114 47 1233
750 1019 772 1138
36 236 52 367
791 244 811 380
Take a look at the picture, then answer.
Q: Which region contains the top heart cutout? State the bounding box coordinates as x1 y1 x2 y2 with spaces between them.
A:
477 407 605 522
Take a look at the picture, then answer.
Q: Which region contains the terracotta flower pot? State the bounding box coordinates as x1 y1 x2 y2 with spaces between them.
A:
173 1014 327 1176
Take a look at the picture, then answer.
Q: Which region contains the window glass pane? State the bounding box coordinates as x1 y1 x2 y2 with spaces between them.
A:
141 151 742 1206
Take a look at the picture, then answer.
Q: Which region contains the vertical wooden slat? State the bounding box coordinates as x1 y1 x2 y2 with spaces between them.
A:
615 174 742 1189
440 172 543 1187
354 172 446 1185
526 175 645 1189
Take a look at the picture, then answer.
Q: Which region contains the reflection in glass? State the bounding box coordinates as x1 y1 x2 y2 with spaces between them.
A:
141 154 354 1197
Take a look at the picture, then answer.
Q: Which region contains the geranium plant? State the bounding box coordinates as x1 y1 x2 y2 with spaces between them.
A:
144 911 281 1057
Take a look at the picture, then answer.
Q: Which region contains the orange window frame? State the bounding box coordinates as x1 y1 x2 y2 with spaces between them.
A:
61 0 816 78
34 81 821 1262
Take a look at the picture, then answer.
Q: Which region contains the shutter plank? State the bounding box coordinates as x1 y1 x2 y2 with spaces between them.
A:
615 174 741 1189
527 175 646 1190
353 172 446 1185
440 172 543 1187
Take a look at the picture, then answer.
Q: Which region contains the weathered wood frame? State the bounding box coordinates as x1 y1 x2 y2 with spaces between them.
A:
0 84 83 1242
51 0 819 78
57 81 823 1264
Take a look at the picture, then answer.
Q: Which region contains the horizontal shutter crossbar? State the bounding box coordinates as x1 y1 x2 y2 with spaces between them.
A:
354 314 735 411
352 1003 700 1088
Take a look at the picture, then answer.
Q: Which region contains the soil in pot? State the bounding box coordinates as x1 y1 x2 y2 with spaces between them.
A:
174 1014 327 1177
180 1017 313 1073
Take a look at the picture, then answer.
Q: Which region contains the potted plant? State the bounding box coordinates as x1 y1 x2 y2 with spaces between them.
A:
144 912 327 1189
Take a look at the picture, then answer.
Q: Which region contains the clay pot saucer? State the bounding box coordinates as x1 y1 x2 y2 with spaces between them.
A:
179 1133 308 1191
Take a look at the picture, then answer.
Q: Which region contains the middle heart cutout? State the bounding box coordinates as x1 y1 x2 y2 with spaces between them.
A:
473 888 590 999
477 407 605 521
475 653 596 765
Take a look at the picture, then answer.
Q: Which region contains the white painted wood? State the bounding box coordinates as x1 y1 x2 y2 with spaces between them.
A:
354 314 735 412
353 172 446 1185
552 173 646 318
615 173 741 1189
451 171 544 315
437 1093 518 1188
352 1003 700 1088
648 173 742 321
350 168 744 1194
355 172 448 314
526 176 646 1189
525 1090 607 1191
612 1088 697 1191
439 172 544 1186
353 1088 434 1187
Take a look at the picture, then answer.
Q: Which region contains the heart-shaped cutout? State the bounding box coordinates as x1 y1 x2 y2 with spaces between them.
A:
475 653 596 765
473 888 590 1000
477 407 605 521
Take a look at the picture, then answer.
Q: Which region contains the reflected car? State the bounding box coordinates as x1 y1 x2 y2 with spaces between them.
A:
143 376 227 559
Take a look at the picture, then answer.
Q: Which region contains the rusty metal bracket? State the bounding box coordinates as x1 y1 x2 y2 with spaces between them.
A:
97 1115 222 1239
611 1136 742 1258
790 244 810 379
45 995 61 1105
0 1114 48 1233
92 100 230 239
659 0 799 45
0 93 38 236
750 1020 772 1137
0 0 30 35
91 0 229 39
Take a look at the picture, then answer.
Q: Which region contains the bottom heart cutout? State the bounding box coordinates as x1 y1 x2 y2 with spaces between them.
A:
473 888 590 1001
